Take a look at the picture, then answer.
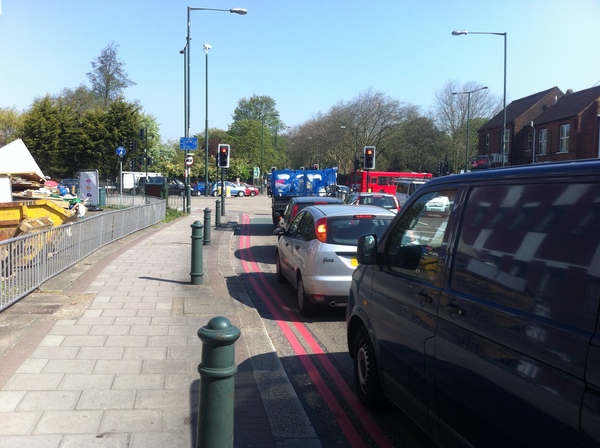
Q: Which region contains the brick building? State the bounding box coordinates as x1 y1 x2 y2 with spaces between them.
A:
477 85 600 167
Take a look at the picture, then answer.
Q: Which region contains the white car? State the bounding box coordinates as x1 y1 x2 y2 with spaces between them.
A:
274 204 395 316
425 195 451 212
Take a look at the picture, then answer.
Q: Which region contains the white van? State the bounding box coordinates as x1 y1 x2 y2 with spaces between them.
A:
394 179 426 209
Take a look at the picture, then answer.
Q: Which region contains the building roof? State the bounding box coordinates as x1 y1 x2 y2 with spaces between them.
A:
479 87 562 130
531 85 600 125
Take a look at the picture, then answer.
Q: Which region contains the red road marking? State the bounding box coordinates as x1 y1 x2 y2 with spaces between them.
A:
238 214 393 448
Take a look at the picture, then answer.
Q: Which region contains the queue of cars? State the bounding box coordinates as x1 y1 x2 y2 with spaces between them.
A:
274 161 600 446
191 181 261 197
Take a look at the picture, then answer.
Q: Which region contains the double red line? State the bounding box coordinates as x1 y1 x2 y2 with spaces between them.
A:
238 214 393 448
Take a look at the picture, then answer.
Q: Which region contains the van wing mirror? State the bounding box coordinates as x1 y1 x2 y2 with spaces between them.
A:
357 234 378 265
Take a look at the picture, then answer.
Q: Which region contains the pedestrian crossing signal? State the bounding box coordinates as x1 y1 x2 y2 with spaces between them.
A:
217 144 230 168
363 146 375 170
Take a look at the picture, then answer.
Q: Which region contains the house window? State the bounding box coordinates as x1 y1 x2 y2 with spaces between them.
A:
539 129 548 155
559 124 570 153
527 132 533 151
484 134 490 154
501 129 510 154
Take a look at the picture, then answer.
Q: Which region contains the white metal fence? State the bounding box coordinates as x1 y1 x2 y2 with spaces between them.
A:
0 196 166 311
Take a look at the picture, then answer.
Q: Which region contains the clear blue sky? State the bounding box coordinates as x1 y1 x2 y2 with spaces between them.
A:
1 0 599 143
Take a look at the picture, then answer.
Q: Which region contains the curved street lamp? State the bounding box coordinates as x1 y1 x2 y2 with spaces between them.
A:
452 86 488 172
184 7 248 205
452 29 507 167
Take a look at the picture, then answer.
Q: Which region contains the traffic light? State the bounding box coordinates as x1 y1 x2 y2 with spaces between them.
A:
363 146 375 170
217 144 230 168
438 162 443 175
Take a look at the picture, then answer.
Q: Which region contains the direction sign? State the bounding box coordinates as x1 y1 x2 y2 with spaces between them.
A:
179 137 198 150
253 167 260 178
116 146 126 157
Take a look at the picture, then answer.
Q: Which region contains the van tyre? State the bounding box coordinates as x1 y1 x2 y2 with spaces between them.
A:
297 276 315 317
353 326 384 408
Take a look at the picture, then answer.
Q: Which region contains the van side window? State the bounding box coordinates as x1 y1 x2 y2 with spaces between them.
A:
452 183 600 330
384 189 456 283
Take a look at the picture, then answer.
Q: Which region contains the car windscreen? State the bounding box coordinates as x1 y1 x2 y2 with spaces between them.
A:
328 216 393 246
358 195 396 209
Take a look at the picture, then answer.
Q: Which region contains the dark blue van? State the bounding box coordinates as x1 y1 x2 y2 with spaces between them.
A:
347 160 600 447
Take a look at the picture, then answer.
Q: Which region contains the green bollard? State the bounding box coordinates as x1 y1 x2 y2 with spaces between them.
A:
197 316 241 448
190 221 204 285
215 200 221 227
203 207 211 245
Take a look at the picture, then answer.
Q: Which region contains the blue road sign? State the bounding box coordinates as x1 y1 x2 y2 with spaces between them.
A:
116 146 126 157
179 137 198 150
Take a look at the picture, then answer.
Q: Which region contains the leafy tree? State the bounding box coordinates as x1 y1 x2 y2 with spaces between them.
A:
75 99 143 181
59 85 99 116
288 89 418 172
21 96 80 178
86 42 136 108
0 106 23 146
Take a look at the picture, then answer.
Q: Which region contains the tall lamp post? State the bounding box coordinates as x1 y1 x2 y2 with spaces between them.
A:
185 7 247 204
203 43 211 197
452 86 488 172
452 30 507 166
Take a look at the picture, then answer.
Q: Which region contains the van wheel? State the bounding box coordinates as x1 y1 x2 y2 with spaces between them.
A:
297 276 315 317
276 252 286 283
353 326 383 408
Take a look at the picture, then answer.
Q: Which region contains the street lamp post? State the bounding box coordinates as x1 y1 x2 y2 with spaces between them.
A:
203 43 211 197
452 30 507 166
452 86 488 172
260 114 265 194
185 7 247 204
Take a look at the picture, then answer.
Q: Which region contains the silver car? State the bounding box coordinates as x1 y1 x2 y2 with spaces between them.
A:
274 204 395 316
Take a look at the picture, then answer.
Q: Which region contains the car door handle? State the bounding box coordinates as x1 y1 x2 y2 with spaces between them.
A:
417 290 433 304
445 303 465 316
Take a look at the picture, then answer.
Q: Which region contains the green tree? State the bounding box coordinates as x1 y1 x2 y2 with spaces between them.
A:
76 99 143 181
86 42 136 108
232 95 281 128
0 106 23 146
21 96 80 178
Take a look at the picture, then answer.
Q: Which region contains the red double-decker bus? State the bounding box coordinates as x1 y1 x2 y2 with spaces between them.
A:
348 170 433 194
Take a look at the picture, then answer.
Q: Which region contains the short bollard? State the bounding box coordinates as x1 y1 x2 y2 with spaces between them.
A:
197 316 241 448
203 207 211 245
215 200 221 227
190 221 204 285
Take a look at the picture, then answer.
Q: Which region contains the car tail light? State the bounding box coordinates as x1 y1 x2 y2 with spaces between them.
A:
315 217 327 243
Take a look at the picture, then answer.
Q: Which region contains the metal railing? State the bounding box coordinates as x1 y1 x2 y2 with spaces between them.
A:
0 196 166 311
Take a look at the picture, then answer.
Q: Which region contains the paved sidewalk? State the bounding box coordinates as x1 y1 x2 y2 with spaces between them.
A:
0 203 320 448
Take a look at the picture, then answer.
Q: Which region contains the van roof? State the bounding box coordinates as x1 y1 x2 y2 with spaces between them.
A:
424 159 600 188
